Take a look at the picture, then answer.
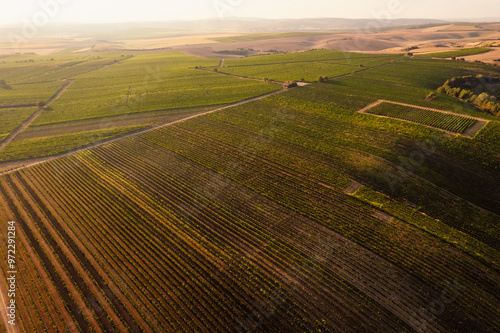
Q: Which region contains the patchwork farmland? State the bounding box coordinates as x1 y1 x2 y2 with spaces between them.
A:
0 35 499 333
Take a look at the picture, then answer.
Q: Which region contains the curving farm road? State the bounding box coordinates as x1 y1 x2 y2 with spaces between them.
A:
0 85 288 176
0 79 75 152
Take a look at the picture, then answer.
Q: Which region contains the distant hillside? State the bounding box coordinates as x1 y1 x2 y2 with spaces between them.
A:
174 17 448 33
0 18 448 36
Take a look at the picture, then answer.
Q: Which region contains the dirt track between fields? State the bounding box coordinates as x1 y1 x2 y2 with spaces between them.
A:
196 67 287 87
0 104 36 109
0 86 287 176
0 59 125 153
0 80 75 152
462 120 489 137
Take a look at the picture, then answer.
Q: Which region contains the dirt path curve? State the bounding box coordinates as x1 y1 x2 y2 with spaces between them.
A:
218 58 224 68
0 80 75 152
357 100 384 113
198 67 285 86
205 58 397 85
0 87 285 176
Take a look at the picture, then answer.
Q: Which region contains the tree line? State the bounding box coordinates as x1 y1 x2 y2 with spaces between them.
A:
437 75 500 116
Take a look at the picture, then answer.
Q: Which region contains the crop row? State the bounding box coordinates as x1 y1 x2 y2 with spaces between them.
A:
91 139 434 332
176 98 500 249
0 137 441 332
33 71 279 125
219 62 361 82
137 103 500 330
366 103 477 133
2 157 325 331
0 107 38 139
223 49 400 67
79 143 409 332
0 81 64 106
1 115 499 331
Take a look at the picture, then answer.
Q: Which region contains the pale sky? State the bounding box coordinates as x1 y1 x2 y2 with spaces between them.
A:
0 0 499 25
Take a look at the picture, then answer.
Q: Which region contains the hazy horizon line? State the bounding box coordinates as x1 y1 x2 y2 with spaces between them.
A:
0 16 499 28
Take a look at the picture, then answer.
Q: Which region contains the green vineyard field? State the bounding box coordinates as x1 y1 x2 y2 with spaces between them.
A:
0 46 499 332
364 102 478 133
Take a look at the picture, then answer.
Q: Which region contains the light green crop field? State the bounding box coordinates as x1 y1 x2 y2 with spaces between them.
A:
1 49 498 163
0 51 280 161
0 107 37 137
0 81 64 106
0 125 146 160
218 50 402 81
0 54 123 83
31 52 279 126
224 49 401 66
219 62 362 82
421 47 491 58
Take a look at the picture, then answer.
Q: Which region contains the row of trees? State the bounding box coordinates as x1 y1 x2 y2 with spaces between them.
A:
437 75 500 116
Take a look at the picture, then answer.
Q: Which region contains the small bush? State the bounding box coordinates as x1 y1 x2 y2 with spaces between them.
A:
426 92 437 100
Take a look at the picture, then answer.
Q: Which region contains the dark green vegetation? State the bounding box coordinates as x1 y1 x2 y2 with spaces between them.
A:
364 102 477 133
437 75 500 116
0 49 499 332
215 49 252 56
422 47 491 58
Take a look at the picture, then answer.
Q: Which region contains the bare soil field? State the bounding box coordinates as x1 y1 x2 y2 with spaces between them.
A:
116 34 234 49
1 23 499 58
462 48 500 63
170 24 500 58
